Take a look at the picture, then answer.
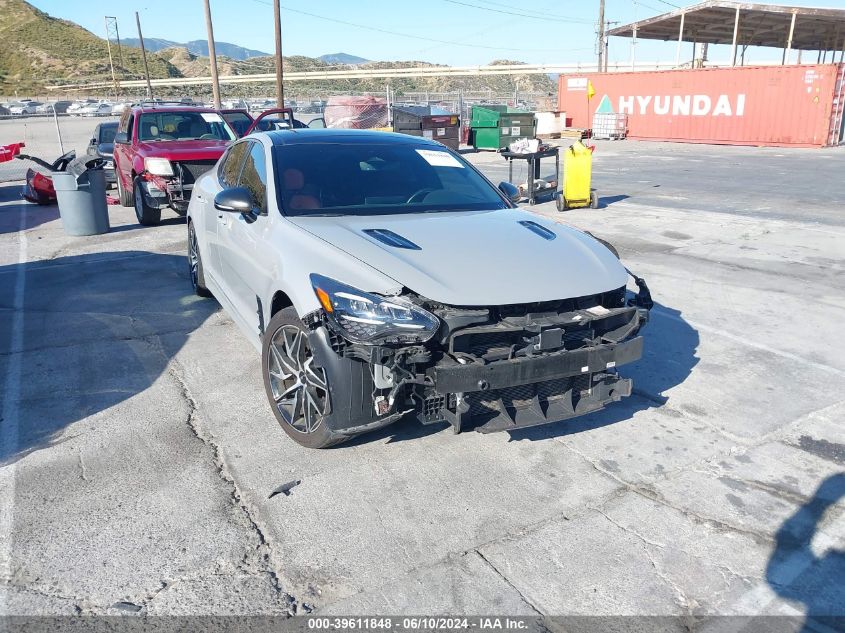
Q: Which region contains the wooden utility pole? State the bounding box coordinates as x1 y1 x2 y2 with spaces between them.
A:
597 0 606 72
203 0 222 109
274 0 284 108
135 12 153 99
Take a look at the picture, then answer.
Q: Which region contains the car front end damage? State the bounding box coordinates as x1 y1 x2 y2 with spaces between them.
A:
302 273 653 436
139 159 218 213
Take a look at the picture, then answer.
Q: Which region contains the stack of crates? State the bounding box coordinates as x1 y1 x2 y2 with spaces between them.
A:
591 113 628 140
392 106 461 150
470 105 536 150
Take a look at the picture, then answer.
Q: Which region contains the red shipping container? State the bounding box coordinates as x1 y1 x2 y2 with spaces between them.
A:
558 64 844 147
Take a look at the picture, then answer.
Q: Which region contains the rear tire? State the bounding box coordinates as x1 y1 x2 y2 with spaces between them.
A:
590 191 599 209
116 174 133 207
188 221 212 298
134 177 161 226
262 308 347 449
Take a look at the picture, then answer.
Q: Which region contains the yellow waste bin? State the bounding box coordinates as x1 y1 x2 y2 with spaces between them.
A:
557 141 598 211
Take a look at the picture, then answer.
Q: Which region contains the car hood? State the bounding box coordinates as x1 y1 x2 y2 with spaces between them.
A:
136 140 229 161
287 208 628 306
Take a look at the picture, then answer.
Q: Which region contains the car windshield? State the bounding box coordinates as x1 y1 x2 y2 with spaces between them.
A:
274 142 507 216
138 111 236 142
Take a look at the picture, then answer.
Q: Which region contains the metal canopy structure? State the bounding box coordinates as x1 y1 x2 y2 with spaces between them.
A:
608 1 845 65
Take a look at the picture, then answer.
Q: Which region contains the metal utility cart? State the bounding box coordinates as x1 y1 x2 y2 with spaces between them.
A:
392 106 460 150
500 146 560 205
470 106 536 150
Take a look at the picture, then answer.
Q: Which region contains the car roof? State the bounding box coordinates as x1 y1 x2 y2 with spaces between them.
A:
264 128 449 148
131 104 217 114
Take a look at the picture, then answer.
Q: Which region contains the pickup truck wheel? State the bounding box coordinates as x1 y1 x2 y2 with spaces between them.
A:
262 308 346 449
116 175 133 207
134 177 161 226
187 221 212 298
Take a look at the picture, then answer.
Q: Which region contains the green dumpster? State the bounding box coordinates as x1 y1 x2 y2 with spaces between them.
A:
470 106 536 151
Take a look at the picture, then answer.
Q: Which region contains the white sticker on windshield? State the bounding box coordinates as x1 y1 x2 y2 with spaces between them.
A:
416 149 464 168
200 113 223 123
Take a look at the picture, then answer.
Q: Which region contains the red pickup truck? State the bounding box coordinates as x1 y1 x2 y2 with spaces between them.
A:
113 103 237 225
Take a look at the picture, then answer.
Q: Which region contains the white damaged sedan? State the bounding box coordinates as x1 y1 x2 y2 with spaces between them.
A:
186 129 653 448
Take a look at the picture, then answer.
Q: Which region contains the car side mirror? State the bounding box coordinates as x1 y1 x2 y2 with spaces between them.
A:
114 132 128 144
214 187 254 214
498 181 521 203
89 138 97 145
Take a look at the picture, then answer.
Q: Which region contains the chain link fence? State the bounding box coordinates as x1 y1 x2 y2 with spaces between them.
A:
0 91 557 183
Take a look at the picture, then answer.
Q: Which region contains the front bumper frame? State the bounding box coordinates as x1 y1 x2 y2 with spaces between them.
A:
427 337 642 433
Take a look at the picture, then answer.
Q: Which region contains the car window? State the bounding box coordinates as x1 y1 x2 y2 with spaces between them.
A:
219 142 249 188
137 111 236 142
273 143 507 217
220 111 253 137
239 142 268 214
98 125 117 144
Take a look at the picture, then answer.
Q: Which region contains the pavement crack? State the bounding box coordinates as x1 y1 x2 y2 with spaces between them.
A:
77 452 89 483
473 550 544 616
165 362 296 613
559 440 774 545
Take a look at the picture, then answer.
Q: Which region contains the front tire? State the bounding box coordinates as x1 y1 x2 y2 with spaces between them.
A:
262 308 345 449
134 177 161 226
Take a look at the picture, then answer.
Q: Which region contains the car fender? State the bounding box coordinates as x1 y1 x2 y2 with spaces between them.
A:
261 216 402 327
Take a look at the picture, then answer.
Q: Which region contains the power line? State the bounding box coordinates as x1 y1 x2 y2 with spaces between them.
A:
246 0 580 53
441 0 593 24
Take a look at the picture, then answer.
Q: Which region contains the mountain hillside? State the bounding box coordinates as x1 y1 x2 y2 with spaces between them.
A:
0 0 554 98
319 53 369 66
0 0 178 93
124 38 270 60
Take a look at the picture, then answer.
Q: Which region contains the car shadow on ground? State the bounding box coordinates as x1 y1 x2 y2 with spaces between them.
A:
0 251 218 464
765 473 845 632
0 185 59 235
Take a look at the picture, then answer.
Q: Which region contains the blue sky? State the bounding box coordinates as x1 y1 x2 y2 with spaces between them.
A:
29 0 845 67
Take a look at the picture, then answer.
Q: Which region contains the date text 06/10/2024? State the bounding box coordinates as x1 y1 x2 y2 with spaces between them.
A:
307 618 529 630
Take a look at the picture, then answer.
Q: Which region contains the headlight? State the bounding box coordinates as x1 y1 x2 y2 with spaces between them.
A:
310 274 439 344
144 157 173 176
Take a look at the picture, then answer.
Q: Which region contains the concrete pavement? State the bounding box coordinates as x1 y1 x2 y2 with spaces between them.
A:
0 141 843 624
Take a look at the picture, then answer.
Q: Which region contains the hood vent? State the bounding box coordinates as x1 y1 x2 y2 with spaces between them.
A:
518 220 556 241
363 229 421 250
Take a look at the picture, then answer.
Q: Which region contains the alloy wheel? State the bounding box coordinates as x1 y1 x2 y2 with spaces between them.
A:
188 224 199 289
267 325 328 434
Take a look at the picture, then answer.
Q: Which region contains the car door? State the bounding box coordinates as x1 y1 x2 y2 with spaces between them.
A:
205 141 249 282
216 139 274 338
113 111 135 190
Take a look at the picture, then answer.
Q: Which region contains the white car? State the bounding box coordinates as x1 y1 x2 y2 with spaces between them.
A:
9 101 40 115
80 102 113 117
68 100 96 115
110 102 128 115
186 130 652 448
